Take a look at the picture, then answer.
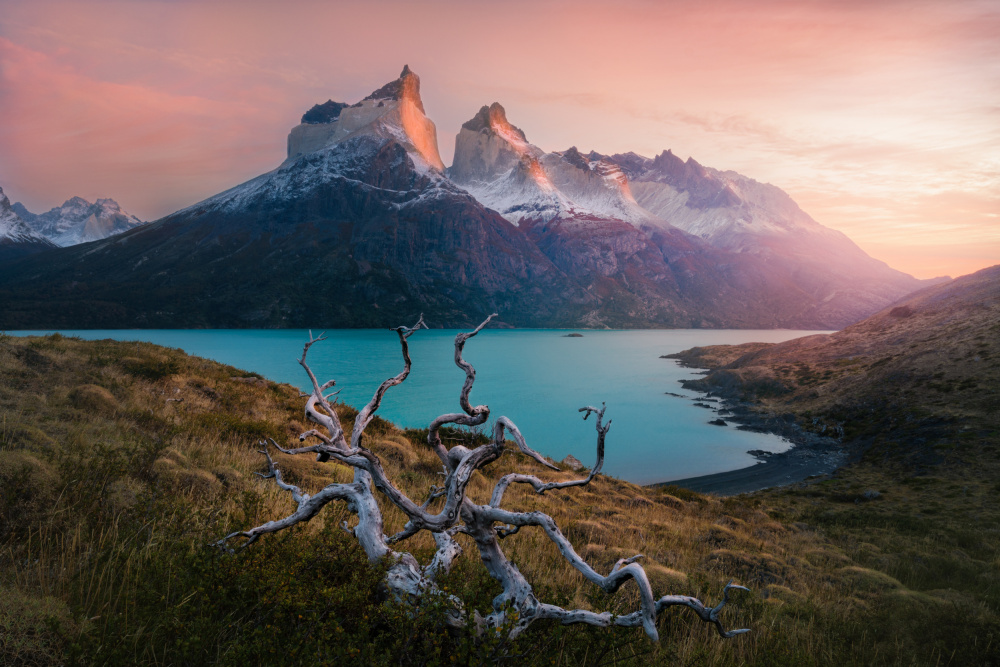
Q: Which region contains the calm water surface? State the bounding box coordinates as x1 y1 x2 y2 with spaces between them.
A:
12 328 827 485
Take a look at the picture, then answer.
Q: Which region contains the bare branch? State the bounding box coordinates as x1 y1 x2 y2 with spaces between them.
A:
454 313 496 417
491 404 608 506
495 416 560 471
254 440 308 505
351 314 427 450
652 581 751 638
425 314 496 467
297 332 349 456
469 504 746 640
529 579 748 638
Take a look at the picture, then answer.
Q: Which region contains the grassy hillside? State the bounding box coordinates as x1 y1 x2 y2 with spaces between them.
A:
669 265 999 461
1 331 998 665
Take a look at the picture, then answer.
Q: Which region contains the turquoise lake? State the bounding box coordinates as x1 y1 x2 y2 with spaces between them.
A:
10 328 827 485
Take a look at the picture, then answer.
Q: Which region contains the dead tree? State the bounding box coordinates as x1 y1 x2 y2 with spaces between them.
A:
216 315 748 641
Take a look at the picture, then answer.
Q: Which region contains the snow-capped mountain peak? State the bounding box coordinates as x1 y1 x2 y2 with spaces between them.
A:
14 196 146 247
0 186 55 257
285 65 445 172
449 104 650 226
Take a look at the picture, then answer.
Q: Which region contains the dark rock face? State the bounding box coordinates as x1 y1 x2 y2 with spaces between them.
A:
10 202 34 220
301 100 349 124
461 103 527 141
556 147 592 172
603 152 648 180
362 65 423 111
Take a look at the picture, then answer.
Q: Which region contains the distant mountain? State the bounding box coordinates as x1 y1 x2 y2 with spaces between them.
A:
0 186 55 261
0 68 938 330
448 102 934 328
605 150 940 321
13 197 146 246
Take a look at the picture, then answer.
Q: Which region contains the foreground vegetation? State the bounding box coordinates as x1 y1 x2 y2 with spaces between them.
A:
1 331 998 665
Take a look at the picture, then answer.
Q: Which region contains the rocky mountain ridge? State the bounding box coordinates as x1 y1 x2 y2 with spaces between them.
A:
448 103 649 226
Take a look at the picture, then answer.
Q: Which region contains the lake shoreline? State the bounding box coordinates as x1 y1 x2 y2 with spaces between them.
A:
7 328 827 485
652 437 847 495
650 359 849 495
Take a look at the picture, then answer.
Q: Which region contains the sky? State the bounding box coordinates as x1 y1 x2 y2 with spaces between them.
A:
1 0 997 279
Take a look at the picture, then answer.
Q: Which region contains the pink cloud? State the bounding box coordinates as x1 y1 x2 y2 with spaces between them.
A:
0 37 287 218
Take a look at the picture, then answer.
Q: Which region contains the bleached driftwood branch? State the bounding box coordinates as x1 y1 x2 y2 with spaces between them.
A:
216 315 748 642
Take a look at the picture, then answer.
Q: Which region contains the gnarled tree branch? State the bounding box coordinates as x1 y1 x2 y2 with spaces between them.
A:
218 316 750 645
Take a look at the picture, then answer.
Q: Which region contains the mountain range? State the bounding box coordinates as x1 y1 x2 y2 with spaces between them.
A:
12 197 146 247
0 67 938 329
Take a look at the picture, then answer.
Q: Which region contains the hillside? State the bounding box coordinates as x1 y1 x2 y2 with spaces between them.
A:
668 264 1000 461
2 332 998 664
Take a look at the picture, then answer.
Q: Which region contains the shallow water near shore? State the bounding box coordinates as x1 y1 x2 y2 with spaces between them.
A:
10 328 828 485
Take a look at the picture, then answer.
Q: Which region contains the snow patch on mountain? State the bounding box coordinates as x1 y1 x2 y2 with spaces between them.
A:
609 150 848 248
180 133 458 219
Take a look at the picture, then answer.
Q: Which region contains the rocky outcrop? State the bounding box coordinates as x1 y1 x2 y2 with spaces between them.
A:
301 100 349 124
451 103 534 185
668 264 1000 466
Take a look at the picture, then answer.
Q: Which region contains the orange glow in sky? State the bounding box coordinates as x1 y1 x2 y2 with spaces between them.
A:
1 0 997 279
